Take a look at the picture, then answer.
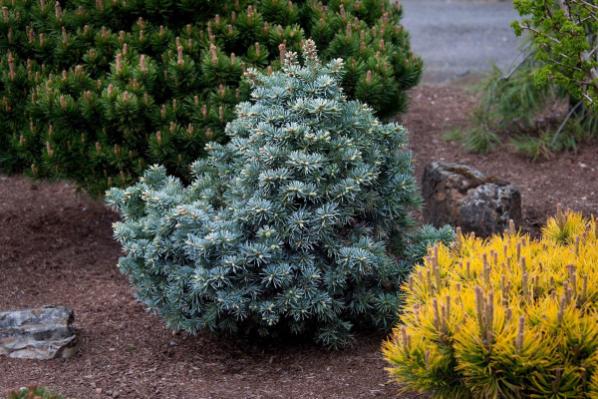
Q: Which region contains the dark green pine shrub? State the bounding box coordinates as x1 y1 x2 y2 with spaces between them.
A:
107 41 452 348
0 0 422 195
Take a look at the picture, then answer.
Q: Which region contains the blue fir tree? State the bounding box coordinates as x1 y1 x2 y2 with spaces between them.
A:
107 40 452 348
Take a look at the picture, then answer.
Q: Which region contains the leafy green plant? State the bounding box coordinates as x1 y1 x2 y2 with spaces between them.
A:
509 133 553 160
441 128 464 143
513 0 597 111
460 57 597 157
384 210 598 398
107 41 452 349
7 387 63 399
460 0 598 157
0 0 422 195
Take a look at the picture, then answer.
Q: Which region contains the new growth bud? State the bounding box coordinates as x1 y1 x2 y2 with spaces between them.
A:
54 1 62 19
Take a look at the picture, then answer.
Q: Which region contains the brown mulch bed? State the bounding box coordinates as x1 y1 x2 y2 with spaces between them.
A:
404 85 598 233
1 83 597 399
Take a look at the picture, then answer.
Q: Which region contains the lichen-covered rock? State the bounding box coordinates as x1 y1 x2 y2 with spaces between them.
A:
0 306 78 360
421 161 522 237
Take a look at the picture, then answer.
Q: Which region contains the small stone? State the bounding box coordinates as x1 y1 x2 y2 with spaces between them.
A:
422 161 522 237
96 388 103 394
0 305 78 360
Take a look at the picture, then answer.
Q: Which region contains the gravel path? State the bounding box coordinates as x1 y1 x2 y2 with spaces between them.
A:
402 0 524 82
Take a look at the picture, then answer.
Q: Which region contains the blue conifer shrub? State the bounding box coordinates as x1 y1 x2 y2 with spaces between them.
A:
107 40 452 348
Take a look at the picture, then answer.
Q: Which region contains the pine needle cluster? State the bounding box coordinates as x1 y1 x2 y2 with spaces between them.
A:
107 41 451 349
0 0 421 195
459 59 597 158
384 210 598 398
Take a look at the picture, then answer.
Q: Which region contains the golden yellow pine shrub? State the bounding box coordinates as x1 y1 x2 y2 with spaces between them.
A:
383 210 598 399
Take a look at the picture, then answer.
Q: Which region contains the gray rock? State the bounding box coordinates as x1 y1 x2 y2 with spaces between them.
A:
0 305 78 359
422 161 522 237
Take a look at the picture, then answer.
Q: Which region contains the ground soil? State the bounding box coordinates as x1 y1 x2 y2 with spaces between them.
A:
1 83 597 399
404 84 598 233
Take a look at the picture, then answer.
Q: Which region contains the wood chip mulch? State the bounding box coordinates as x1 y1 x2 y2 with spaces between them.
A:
1 83 596 398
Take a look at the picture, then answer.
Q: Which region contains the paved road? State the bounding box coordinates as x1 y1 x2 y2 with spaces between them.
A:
401 0 524 83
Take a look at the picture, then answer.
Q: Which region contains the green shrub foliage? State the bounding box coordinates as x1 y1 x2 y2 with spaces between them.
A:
457 0 598 158
0 0 421 195
7 387 63 399
384 211 598 398
513 0 597 111
107 41 451 348
458 58 598 158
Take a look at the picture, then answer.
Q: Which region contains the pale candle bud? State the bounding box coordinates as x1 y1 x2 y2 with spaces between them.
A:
139 54 147 72
177 46 184 65
46 141 54 157
54 1 62 19
278 42 286 63
210 44 218 64
115 53 122 73
7 52 15 81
